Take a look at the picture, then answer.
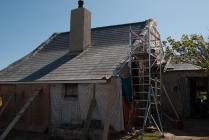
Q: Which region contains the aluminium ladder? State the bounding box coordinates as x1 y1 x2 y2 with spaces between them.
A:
129 24 164 138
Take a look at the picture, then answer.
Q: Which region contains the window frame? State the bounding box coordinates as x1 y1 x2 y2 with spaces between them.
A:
64 83 78 98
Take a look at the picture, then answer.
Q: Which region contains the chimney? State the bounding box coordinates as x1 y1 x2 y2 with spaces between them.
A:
70 0 91 52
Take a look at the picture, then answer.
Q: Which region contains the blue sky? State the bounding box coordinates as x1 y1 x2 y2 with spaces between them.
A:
0 0 209 70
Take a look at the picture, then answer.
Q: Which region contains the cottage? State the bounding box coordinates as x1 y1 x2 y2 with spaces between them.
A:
0 0 162 137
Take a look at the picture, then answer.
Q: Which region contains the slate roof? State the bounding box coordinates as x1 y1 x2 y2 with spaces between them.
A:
166 63 202 71
0 20 149 83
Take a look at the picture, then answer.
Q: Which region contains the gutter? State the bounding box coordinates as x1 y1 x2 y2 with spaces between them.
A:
0 79 107 85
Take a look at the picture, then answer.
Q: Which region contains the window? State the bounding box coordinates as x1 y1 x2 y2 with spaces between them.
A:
64 84 78 98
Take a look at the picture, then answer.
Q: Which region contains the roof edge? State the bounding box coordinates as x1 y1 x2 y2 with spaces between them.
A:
0 79 107 84
60 19 154 35
0 33 60 73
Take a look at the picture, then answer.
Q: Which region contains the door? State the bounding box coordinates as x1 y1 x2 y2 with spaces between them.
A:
190 77 208 118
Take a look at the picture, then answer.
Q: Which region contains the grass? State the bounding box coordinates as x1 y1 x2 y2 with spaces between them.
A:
141 132 161 140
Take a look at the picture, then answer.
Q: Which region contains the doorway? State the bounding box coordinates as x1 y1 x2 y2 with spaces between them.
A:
190 77 208 118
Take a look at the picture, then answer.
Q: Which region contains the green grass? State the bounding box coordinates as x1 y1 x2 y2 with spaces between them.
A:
140 132 161 140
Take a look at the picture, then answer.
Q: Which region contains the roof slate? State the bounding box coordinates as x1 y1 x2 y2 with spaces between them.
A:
39 45 129 81
0 20 148 83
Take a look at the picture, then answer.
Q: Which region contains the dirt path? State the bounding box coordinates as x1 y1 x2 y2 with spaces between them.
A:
163 133 209 140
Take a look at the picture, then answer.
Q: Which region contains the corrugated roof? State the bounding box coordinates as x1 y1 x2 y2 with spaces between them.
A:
0 20 148 83
166 63 202 71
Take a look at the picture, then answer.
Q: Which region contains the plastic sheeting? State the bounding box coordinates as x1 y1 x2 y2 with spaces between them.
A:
121 77 132 104
50 78 124 131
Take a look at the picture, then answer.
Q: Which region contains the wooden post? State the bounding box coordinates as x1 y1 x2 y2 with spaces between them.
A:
162 84 180 120
0 89 41 140
102 85 115 140
81 83 96 140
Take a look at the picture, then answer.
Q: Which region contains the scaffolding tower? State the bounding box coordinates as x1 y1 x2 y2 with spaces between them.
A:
129 21 164 138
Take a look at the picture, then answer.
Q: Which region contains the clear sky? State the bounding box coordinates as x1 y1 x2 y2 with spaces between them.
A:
0 0 209 70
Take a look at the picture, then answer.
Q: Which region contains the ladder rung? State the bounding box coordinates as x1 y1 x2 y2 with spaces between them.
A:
131 57 156 60
134 99 148 102
141 83 150 85
133 84 150 86
131 68 140 70
151 79 160 82
150 73 160 75
131 67 149 70
132 75 149 78
135 92 149 94
139 99 148 102
136 116 145 118
134 94 148 96
141 100 149 102
141 75 150 76
132 80 149 82
136 108 146 110
151 87 160 90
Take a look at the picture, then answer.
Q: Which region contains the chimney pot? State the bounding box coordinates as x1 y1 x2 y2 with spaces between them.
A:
78 0 84 8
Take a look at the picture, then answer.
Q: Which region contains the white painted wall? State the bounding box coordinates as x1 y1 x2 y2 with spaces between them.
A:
50 78 124 131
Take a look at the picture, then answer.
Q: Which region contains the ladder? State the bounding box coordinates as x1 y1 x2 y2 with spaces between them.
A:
129 23 164 138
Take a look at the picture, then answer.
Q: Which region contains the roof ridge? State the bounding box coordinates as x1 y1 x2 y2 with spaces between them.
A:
60 19 153 35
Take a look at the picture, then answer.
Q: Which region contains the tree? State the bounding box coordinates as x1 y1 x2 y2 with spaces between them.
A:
163 34 209 69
